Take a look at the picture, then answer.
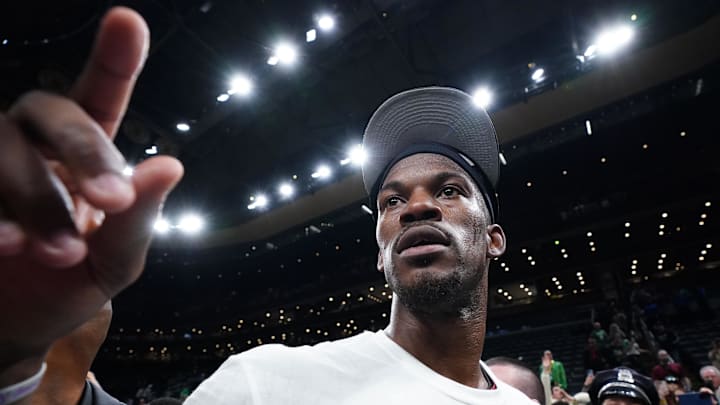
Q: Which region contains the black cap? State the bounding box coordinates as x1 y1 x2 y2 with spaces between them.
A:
361 86 500 222
589 368 660 405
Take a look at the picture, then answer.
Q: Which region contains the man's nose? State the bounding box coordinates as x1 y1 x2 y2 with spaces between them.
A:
400 190 441 224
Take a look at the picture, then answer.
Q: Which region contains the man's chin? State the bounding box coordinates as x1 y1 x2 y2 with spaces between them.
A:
389 266 480 317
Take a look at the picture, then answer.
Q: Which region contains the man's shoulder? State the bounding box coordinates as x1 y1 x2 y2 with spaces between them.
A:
227 330 380 370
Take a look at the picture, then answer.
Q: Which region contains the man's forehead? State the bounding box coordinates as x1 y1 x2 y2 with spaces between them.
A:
383 153 468 182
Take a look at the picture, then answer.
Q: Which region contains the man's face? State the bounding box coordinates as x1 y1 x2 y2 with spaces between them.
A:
701 369 720 388
658 351 669 364
375 153 505 316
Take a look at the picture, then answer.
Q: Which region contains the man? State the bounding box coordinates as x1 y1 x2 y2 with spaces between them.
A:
588 367 660 405
651 350 690 391
29 303 122 405
540 350 568 390
0 7 533 405
487 357 546 404
700 365 720 403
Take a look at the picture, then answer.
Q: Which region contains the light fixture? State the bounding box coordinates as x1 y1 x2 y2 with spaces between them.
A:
122 165 135 176
531 68 545 83
153 217 170 234
317 15 335 31
248 194 269 210
176 123 190 132
228 74 252 96
499 152 507 166
177 213 205 234
145 145 158 155
472 87 492 109
272 43 298 66
278 183 294 198
306 29 317 43
596 25 634 55
585 120 593 135
217 93 230 102
311 165 332 179
340 144 366 166
267 56 279 66
625 222 631 227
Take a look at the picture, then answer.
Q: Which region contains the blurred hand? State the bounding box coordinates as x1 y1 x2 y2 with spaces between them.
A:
0 7 183 387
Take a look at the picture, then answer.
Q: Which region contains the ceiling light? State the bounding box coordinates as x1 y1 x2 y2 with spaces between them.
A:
311 165 332 179
625 222 631 227
153 217 170 234
625 233 631 238
122 165 135 176
499 152 507 166
176 123 190 132
278 183 294 198
587 232 593 237
705 201 711 207
248 194 269 210
267 56 279 65
318 15 335 31
661 212 668 218
217 93 230 102
661 253 667 258
472 86 492 109
519 284 525 288
177 213 205 234
306 29 317 43
631 14 637 21
228 74 252 96
526 181 532 187
596 25 634 55
145 145 158 155
531 68 545 83
585 120 593 135
341 144 366 166
707 244 713 249
274 43 298 65
497 288 503 293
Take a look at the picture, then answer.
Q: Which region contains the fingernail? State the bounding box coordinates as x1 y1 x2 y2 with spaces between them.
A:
0 222 25 255
87 173 133 199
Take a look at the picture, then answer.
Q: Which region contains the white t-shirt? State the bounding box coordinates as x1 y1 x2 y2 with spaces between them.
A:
186 330 535 404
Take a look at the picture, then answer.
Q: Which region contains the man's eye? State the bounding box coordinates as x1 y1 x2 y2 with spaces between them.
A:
387 196 401 206
440 186 459 197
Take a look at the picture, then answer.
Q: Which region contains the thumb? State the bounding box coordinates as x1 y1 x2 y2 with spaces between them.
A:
86 156 183 297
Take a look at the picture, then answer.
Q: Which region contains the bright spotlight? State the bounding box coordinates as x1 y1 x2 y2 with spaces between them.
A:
145 145 158 155
217 93 230 102
122 165 135 177
472 87 492 109
228 75 252 96
306 29 317 43
341 144 366 166
266 56 279 66
177 214 205 234
596 25 634 55
176 122 190 132
153 217 170 234
278 183 294 198
318 15 335 31
311 165 332 179
531 68 545 83
272 43 297 66
248 194 269 210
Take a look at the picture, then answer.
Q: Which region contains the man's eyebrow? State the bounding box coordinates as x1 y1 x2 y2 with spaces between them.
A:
379 171 472 194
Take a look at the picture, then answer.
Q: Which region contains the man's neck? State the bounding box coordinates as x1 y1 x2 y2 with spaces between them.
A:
385 299 487 389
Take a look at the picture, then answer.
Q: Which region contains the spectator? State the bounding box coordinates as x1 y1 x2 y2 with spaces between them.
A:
709 341 720 370
588 367 659 405
540 350 568 390
700 365 720 403
585 337 609 373
591 322 610 348
487 357 545 404
651 350 690 392
551 386 574 404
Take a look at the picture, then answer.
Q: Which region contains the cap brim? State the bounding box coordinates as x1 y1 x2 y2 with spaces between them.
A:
362 87 499 198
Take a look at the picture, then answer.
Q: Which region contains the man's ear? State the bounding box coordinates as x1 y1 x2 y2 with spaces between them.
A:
377 250 384 273
486 224 506 258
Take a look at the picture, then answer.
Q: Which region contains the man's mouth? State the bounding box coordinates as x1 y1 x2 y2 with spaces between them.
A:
395 225 451 257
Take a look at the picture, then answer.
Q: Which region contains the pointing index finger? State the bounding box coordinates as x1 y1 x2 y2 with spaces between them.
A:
70 7 149 138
